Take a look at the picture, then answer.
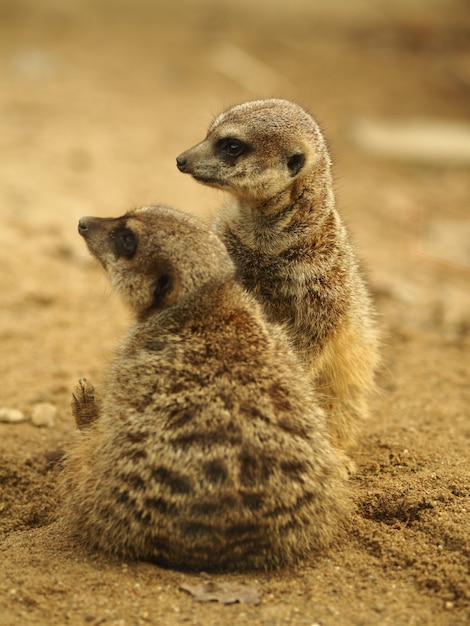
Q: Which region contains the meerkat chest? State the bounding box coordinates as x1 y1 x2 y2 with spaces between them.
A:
217 221 320 292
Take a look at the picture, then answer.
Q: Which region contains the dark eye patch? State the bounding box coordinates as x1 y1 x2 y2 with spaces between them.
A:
111 227 137 259
217 137 248 160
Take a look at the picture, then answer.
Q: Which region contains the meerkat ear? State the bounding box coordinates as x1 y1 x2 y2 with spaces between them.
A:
287 153 305 177
152 270 176 309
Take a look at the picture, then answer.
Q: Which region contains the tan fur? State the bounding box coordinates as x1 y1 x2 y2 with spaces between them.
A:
62 205 349 571
177 99 380 455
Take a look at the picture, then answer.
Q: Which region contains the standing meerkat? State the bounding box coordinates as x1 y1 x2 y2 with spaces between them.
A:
176 99 379 456
63 204 349 571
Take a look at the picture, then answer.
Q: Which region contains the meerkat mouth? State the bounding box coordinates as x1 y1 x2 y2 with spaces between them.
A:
192 174 228 187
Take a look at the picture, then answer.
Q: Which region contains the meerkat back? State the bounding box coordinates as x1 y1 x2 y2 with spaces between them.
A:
63 204 349 571
177 99 380 458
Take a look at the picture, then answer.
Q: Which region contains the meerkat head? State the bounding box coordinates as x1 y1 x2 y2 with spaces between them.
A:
78 205 235 316
176 99 329 204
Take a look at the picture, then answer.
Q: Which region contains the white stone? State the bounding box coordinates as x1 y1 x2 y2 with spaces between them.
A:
0 407 26 423
31 402 57 427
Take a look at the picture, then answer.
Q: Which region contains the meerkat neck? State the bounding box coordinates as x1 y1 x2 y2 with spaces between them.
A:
226 167 337 254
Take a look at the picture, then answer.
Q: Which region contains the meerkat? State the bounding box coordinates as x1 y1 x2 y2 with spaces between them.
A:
176 99 380 457
62 204 349 571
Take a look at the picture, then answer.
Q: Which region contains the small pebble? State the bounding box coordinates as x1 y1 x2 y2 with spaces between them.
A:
0 407 26 423
31 402 57 427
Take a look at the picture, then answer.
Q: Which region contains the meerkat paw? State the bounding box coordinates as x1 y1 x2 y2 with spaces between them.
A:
72 378 99 431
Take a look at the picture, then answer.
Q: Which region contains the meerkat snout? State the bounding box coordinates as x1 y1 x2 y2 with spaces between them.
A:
176 155 188 172
78 215 113 234
78 218 89 235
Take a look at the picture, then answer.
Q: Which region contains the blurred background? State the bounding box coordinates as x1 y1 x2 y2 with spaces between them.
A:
0 0 469 407
1 5 469 620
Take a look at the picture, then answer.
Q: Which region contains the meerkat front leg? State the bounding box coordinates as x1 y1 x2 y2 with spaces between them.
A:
71 377 100 431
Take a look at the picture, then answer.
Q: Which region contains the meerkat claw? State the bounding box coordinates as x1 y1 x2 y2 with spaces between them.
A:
71 377 98 431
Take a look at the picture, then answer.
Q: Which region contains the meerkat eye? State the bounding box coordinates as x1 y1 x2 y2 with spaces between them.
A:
111 227 137 259
287 153 305 177
218 138 247 159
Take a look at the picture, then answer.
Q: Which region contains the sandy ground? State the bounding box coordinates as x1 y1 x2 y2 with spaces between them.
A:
0 0 469 624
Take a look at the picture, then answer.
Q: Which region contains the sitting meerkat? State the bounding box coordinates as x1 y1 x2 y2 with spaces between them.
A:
63 204 349 571
176 99 380 456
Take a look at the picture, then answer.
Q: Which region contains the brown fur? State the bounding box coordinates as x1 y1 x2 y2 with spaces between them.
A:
62 205 349 571
177 99 380 455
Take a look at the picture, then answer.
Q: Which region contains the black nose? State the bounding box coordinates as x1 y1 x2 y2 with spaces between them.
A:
176 155 187 172
78 218 89 235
